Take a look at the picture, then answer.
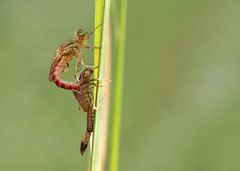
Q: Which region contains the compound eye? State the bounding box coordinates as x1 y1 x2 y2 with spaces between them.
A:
75 29 85 37
76 29 85 36
78 29 83 33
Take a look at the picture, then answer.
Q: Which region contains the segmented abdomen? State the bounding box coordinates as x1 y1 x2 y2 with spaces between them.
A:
49 57 80 91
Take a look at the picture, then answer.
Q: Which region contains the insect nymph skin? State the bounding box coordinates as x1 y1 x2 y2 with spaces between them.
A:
73 67 98 155
49 29 93 91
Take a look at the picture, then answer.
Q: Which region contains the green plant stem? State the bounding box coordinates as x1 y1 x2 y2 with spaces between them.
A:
109 0 128 171
90 0 110 170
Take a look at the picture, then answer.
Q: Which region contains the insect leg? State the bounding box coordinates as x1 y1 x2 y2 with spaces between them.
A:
89 78 111 87
88 82 101 88
83 46 101 51
82 62 98 69
89 24 102 36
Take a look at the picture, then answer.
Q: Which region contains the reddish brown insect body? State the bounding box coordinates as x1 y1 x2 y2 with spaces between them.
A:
49 28 97 91
49 26 101 155
73 67 98 155
49 56 80 91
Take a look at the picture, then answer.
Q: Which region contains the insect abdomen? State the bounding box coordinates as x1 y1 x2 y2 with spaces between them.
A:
49 58 80 91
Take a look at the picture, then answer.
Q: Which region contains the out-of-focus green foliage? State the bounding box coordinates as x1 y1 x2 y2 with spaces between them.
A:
0 0 240 171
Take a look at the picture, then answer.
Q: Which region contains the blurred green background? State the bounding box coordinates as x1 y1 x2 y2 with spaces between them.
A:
0 0 240 171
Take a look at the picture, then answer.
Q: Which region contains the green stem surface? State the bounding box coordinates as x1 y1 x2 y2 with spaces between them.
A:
90 0 110 171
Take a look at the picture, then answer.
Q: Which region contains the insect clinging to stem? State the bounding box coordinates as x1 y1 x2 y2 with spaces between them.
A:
49 25 101 91
72 66 100 155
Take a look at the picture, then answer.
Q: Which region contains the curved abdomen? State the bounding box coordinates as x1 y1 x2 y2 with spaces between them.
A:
49 57 80 91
